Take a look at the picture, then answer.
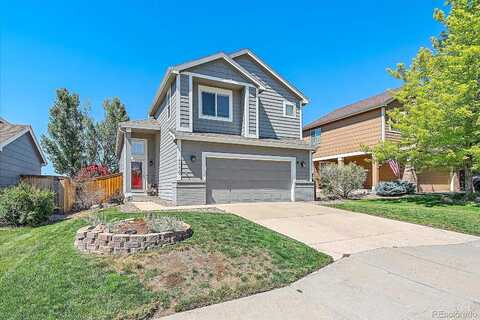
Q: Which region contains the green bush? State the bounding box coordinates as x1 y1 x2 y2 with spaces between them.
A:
0 183 55 226
375 180 416 197
316 163 367 199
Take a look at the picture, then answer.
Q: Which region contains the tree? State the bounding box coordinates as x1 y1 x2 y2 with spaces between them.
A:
97 98 129 173
41 88 87 177
371 0 480 194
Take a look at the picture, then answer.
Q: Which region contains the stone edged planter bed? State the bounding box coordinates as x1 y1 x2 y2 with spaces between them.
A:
74 219 192 255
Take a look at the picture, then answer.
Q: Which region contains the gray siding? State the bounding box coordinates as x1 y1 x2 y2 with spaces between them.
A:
185 59 255 85
179 74 190 129
295 181 315 201
192 78 244 135
0 133 43 187
175 181 206 206
180 141 310 182
154 77 179 202
247 87 258 137
234 55 301 139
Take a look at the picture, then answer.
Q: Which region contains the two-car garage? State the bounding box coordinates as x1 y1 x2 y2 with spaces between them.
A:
204 154 295 204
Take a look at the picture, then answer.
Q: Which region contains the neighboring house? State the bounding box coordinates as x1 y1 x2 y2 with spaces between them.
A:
303 90 460 192
116 49 314 205
0 117 47 187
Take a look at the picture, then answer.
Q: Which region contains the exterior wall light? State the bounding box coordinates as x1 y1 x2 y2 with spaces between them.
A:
190 155 197 162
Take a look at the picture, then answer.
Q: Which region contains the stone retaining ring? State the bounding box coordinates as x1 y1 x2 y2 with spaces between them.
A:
74 223 192 255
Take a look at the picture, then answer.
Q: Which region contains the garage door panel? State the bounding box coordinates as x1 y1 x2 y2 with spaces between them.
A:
206 158 291 204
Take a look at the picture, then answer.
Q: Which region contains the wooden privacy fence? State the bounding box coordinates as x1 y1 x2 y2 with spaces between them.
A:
20 173 123 213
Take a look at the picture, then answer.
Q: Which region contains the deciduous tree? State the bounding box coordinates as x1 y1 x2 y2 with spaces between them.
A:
371 0 480 194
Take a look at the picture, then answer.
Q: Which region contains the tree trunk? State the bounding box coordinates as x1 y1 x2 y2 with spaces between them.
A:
464 165 474 195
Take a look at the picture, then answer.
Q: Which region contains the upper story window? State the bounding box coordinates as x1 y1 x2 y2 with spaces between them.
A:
310 127 321 145
385 110 401 133
310 127 321 137
198 85 233 122
283 101 296 118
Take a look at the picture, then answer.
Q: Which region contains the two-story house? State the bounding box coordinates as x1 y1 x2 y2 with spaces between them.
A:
303 90 461 193
116 49 314 205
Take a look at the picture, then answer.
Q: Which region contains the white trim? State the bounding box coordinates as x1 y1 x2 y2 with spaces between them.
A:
130 138 148 193
201 152 296 201
177 139 182 180
122 134 127 194
255 88 259 138
174 53 265 90
450 169 456 192
299 103 303 139
183 71 255 88
283 100 296 118
313 151 368 161
244 86 250 137
198 85 233 122
188 75 193 131
381 106 386 141
308 151 312 182
0 126 47 165
229 49 309 104
176 75 181 130
166 88 172 120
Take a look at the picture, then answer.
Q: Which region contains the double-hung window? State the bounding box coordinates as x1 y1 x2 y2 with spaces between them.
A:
198 85 233 122
283 101 296 118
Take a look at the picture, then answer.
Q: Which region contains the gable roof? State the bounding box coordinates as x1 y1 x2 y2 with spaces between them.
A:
148 52 266 117
0 119 47 165
230 49 309 104
303 89 396 131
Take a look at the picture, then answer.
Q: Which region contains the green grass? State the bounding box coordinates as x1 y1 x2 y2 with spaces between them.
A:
0 209 331 319
330 195 480 236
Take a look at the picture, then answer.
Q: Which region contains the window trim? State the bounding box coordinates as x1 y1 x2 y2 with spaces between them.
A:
166 88 171 119
198 85 233 122
283 100 296 118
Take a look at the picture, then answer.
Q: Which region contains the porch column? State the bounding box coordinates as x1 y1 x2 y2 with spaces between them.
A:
372 158 379 191
338 157 344 166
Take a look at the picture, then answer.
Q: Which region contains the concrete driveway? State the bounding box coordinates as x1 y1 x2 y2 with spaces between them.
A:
216 202 477 260
159 202 480 320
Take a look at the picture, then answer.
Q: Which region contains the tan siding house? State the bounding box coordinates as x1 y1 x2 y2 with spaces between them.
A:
304 90 459 192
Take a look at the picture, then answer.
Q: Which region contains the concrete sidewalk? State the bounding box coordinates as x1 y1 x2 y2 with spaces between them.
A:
160 240 480 320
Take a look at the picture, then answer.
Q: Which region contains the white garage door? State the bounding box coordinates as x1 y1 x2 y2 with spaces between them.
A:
206 158 292 204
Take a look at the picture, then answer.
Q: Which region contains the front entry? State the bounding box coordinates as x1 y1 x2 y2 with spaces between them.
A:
130 138 147 192
205 158 292 204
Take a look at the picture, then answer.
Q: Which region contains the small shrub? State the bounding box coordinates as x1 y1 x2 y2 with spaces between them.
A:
0 183 55 226
73 182 105 211
375 180 416 197
316 163 367 199
144 213 185 232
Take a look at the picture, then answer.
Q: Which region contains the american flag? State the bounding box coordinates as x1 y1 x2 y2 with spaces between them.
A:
388 159 401 178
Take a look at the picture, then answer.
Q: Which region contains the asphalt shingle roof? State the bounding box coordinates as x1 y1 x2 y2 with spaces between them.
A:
303 90 395 131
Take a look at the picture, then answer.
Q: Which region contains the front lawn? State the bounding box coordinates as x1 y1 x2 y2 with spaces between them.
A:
330 195 480 236
0 208 331 319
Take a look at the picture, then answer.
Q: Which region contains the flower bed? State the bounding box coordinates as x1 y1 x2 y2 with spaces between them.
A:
74 218 192 255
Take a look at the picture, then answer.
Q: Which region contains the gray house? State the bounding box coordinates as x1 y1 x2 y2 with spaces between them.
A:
0 118 47 187
116 49 314 205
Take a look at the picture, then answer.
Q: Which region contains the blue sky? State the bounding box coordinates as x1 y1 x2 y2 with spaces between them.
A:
1 0 443 175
